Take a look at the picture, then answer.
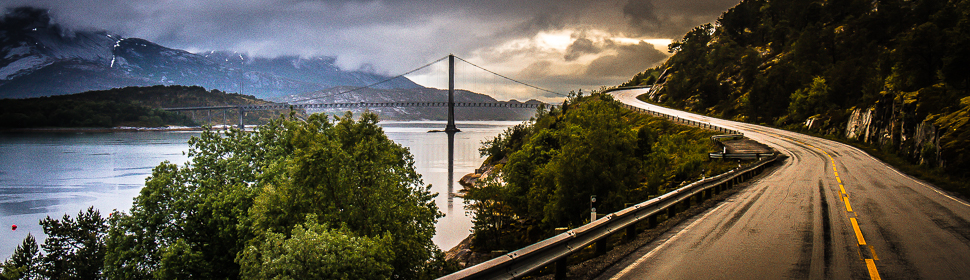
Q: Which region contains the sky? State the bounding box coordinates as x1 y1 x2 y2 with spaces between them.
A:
2 0 741 100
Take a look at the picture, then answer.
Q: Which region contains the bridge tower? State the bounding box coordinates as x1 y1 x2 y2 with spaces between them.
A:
446 54 460 133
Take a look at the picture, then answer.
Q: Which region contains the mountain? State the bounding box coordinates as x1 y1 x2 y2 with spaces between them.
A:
278 87 542 121
0 7 420 100
624 0 970 180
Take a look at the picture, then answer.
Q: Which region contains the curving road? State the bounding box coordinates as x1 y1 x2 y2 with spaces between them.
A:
603 88 970 279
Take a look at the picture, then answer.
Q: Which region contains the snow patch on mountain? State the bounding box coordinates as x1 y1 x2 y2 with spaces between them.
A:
0 55 50 80
3 45 30 59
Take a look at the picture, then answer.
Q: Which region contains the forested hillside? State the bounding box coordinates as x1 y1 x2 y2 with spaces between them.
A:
627 0 970 184
462 92 737 252
0 85 294 128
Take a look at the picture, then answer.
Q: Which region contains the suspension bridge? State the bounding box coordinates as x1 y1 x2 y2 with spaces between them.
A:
162 55 565 131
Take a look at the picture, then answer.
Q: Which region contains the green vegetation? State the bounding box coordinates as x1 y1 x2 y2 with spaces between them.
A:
463 91 737 251
0 207 106 280
0 97 195 128
627 0 970 192
0 112 450 279
0 85 297 128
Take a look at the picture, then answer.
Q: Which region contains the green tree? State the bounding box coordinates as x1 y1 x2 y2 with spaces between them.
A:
103 112 445 279
246 112 443 279
238 218 393 280
0 234 40 280
541 94 640 227
38 207 107 280
789 76 832 122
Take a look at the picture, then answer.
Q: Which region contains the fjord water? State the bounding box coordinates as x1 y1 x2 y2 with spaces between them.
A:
0 121 518 259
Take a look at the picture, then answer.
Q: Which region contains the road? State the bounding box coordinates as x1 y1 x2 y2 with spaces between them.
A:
603 88 970 279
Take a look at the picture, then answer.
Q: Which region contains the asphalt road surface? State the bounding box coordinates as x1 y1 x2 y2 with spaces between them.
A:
603 88 970 280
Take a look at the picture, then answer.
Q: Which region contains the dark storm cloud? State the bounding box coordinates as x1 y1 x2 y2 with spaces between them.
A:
564 37 601 62
624 0 661 31
623 0 744 38
584 41 667 78
1 0 740 94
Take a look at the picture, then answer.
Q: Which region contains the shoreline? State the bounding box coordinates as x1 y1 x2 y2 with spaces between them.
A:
0 126 233 133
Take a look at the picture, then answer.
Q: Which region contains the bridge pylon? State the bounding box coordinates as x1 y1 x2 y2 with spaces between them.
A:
445 54 460 133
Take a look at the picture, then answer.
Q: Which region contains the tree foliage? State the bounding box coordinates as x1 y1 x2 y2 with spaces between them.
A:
466 92 732 250
2 111 448 279
0 234 40 280
0 208 107 280
0 85 299 128
100 112 445 279
238 218 394 280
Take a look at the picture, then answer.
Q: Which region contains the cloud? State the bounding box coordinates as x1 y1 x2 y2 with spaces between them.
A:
584 41 668 78
1 0 741 98
624 0 661 31
564 37 601 62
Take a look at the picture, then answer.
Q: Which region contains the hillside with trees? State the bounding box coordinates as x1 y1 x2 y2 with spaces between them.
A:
462 91 737 252
626 0 970 192
0 85 296 129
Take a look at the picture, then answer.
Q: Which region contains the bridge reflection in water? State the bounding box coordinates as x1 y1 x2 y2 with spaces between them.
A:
381 121 517 249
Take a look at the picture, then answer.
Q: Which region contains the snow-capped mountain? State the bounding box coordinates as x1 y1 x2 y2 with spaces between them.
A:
0 7 420 99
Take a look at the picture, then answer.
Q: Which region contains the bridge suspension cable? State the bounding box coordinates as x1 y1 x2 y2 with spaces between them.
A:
286 55 451 104
453 56 567 97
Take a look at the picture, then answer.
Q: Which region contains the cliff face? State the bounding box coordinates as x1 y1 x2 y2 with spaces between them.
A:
844 105 942 166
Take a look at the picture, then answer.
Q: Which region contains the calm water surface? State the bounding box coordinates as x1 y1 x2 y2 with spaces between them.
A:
0 121 517 259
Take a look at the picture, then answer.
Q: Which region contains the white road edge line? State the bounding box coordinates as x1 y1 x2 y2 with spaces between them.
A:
609 203 729 280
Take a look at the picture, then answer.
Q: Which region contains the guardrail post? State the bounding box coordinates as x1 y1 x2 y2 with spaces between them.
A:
648 214 658 229
624 204 638 242
554 227 568 279
595 213 608 256
596 238 608 256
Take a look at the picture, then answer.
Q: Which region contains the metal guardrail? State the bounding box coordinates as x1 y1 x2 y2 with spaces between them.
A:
439 93 780 280
619 103 743 135
709 152 775 160
440 153 779 279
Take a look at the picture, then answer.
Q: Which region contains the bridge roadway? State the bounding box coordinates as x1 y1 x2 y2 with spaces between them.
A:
603 88 970 279
161 101 546 112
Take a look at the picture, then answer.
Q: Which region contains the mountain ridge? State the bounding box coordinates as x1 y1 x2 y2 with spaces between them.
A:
0 7 420 100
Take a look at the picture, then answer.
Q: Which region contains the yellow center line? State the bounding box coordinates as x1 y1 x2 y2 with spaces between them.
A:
747 129 881 280
865 259 882 280
851 218 867 245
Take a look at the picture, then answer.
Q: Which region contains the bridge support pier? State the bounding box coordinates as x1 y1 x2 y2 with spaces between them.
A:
445 54 460 133
238 108 245 130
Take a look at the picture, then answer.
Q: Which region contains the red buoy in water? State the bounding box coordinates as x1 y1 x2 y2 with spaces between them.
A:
11 224 16 231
